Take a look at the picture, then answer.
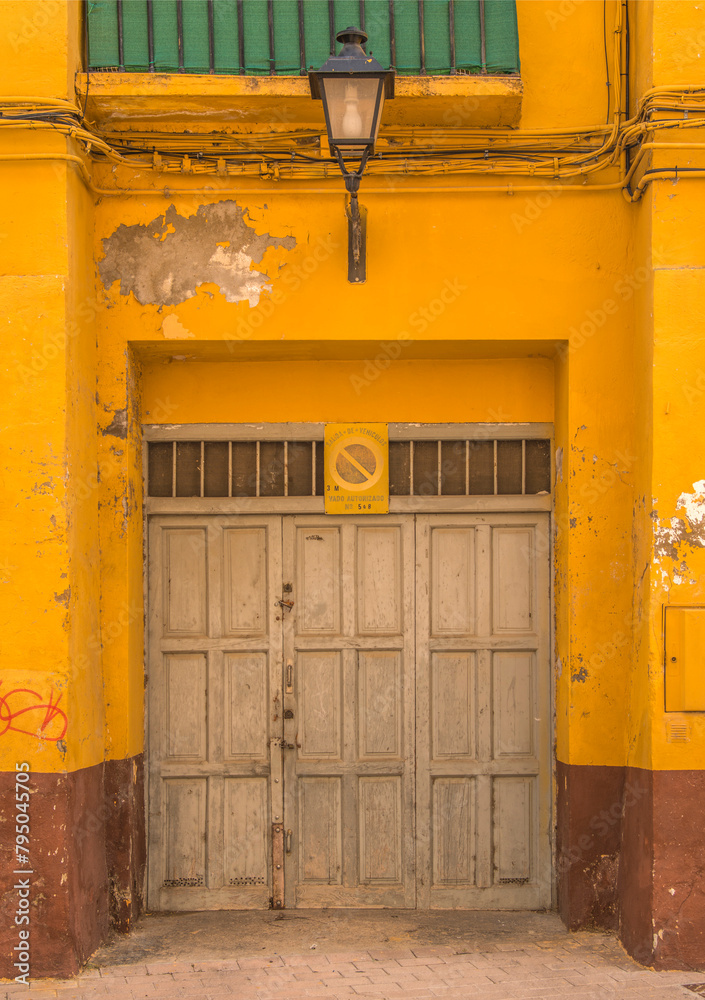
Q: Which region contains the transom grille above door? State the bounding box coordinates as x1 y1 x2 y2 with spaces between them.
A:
147 436 551 499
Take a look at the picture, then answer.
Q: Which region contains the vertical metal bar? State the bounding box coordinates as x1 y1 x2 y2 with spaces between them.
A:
237 0 245 73
521 439 526 495
116 0 125 70
449 0 456 73
147 0 155 71
479 0 487 73
493 439 498 495
256 441 261 497
284 441 289 497
298 0 306 74
268 0 276 74
328 0 336 54
359 0 365 30
437 440 442 496
207 0 215 73
172 442 177 499
176 0 184 72
200 441 205 498
409 441 415 496
465 440 470 496
419 0 426 74
228 441 233 498
389 0 396 68
311 441 316 496
83 0 90 70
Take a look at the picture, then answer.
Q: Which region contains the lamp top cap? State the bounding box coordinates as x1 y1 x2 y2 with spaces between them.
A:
336 26 368 46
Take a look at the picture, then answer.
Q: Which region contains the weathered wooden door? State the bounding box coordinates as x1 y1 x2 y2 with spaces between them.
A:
281 516 416 907
415 514 551 908
147 512 550 910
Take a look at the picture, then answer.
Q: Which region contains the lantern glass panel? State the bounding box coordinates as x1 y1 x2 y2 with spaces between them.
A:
320 77 384 146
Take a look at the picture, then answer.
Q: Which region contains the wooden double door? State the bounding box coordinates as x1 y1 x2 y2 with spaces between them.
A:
147 513 551 911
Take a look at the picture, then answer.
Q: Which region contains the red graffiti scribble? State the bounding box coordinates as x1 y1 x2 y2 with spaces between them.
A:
0 682 68 741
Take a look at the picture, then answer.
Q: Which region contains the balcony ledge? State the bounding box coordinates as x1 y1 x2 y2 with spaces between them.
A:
77 72 522 130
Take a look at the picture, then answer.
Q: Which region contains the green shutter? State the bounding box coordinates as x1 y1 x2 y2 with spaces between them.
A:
86 0 119 68
484 0 520 73
87 0 520 76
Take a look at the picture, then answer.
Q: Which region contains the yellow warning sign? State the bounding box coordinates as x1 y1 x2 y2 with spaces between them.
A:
324 423 389 514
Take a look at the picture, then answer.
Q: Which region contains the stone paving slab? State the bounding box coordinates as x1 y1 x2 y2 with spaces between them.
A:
2 936 705 1000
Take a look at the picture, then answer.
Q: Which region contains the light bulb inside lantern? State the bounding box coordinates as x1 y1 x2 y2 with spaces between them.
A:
341 83 363 138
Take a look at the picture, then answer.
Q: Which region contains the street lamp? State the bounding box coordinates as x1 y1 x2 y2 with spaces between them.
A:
309 27 395 283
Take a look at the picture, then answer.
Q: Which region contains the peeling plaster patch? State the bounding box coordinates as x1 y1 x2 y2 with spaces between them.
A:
572 665 588 683
555 447 563 483
161 314 195 340
54 587 71 607
653 480 705 584
99 202 296 307
102 409 127 438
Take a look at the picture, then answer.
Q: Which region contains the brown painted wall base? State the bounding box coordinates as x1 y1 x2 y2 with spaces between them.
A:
558 760 705 971
0 755 144 979
556 760 626 931
651 769 705 970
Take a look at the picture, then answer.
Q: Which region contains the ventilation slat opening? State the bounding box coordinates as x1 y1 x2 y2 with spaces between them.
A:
287 441 314 496
175 441 201 497
413 440 439 498
148 441 174 497
440 440 466 495
524 439 552 494
389 441 411 496
259 441 285 497
204 441 229 497
232 442 257 497
468 440 494 495
496 439 523 495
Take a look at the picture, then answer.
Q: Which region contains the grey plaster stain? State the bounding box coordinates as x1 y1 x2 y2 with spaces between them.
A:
99 202 296 307
102 409 127 438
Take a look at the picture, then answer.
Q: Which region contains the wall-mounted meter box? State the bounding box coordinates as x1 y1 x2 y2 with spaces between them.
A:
664 606 705 712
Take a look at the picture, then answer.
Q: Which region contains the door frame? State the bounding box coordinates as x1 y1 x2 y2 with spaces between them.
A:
143 422 555 910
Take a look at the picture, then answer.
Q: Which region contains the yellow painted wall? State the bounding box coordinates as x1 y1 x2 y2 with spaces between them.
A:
2 0 705 782
141 359 554 425
0 1 100 772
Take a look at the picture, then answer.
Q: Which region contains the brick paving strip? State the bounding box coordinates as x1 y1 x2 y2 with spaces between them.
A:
2 938 704 1000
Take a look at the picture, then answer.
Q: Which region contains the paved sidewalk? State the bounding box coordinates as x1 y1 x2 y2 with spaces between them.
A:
2 913 704 1000
3 939 705 1000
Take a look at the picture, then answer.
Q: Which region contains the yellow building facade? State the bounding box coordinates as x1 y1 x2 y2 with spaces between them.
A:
1 0 705 978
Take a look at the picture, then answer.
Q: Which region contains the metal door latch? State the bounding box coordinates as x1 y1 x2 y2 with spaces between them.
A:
277 599 294 612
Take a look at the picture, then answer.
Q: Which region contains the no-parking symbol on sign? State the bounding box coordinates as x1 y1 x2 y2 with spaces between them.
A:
324 423 389 514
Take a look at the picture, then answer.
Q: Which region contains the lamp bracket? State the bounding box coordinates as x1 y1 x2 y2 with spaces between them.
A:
333 145 371 191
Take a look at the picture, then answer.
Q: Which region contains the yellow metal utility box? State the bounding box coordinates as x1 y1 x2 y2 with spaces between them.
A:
664 606 705 712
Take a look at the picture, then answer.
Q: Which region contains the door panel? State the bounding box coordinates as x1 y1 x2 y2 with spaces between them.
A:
416 514 551 909
282 516 416 908
148 515 282 911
